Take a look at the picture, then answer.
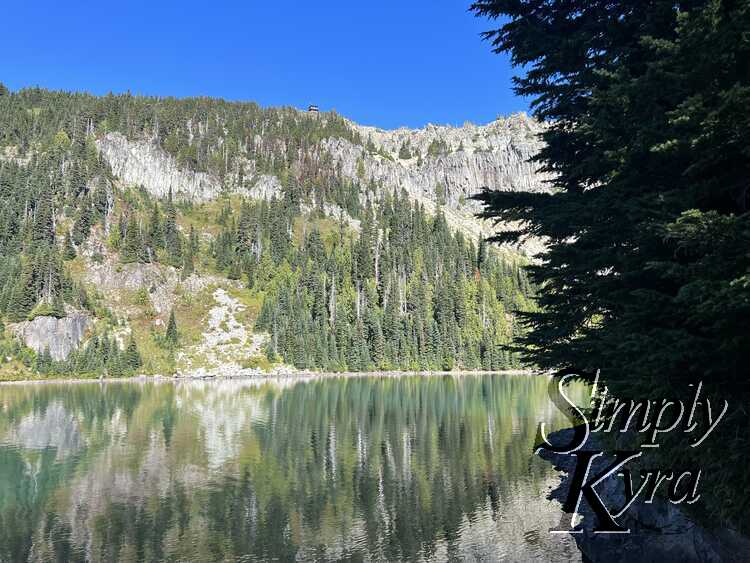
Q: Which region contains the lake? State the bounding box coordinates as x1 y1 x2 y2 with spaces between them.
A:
0 374 587 562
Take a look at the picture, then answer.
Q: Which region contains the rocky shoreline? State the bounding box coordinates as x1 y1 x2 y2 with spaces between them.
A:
539 428 750 562
0 368 534 385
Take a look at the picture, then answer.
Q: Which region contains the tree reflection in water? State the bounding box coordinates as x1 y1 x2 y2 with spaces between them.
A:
0 374 587 562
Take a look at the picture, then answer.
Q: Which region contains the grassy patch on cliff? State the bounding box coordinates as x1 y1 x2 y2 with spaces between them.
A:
126 284 218 375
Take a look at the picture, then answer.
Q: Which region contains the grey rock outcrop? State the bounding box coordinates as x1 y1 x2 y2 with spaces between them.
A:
10 311 90 361
245 173 283 200
96 132 223 201
343 113 550 212
95 112 550 252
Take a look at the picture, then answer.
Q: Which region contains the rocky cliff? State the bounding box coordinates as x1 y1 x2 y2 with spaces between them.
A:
96 132 222 201
344 112 550 213
96 112 549 249
10 311 90 361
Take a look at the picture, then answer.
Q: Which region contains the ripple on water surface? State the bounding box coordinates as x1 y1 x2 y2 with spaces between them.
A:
0 374 586 562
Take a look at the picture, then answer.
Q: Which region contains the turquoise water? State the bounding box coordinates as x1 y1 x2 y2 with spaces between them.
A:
0 374 585 562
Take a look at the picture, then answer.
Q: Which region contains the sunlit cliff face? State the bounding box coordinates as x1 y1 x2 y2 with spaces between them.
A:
0 375 587 562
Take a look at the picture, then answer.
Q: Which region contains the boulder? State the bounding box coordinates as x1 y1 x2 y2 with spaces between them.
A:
540 428 750 562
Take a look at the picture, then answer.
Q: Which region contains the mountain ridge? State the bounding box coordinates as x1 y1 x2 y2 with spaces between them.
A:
95 107 550 249
0 86 542 378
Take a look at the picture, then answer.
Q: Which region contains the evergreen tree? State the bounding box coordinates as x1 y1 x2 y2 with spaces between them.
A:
472 0 750 531
163 189 182 266
165 309 178 348
398 142 412 160
123 335 143 372
476 237 487 272
182 245 195 279
62 233 77 260
72 195 92 245
148 201 164 250
92 184 110 220
120 217 147 263
33 188 55 247
7 260 37 321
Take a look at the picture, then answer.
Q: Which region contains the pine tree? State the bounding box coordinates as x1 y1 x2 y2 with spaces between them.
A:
72 195 92 245
165 309 178 348
92 184 110 220
476 237 487 272
33 188 55 247
7 260 36 321
148 201 164 250
181 245 195 279
123 335 142 372
121 218 147 263
163 189 182 266
398 142 412 160
36 347 53 374
62 233 77 260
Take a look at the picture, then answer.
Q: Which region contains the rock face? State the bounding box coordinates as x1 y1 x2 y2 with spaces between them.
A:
79 233 227 316
342 113 550 214
540 428 750 562
10 312 90 361
96 132 223 201
96 113 550 250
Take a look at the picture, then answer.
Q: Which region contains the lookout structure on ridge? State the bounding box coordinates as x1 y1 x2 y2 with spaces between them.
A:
308 104 319 113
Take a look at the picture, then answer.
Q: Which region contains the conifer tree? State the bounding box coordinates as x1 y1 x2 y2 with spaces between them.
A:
148 201 164 250
165 309 178 348
398 142 412 160
72 195 92 245
120 218 147 263
33 188 55 247
472 0 750 531
62 233 77 260
163 189 182 266
123 335 142 371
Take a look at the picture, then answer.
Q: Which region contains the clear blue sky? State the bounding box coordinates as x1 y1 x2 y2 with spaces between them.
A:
1 1 524 129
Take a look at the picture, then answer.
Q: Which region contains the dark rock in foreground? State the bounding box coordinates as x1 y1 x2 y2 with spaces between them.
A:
539 428 750 563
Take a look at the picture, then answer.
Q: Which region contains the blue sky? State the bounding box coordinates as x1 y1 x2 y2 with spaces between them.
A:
1 1 524 129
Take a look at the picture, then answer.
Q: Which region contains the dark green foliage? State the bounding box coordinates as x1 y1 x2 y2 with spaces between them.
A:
427 139 448 157
0 91 112 328
398 142 412 160
33 188 55 247
123 335 143 371
165 309 178 348
72 194 93 245
34 332 144 377
163 189 182 266
255 189 533 371
148 201 164 250
472 0 750 530
120 216 148 263
0 86 534 386
62 233 76 260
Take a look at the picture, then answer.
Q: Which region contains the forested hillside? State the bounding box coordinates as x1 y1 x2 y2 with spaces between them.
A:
0 85 534 378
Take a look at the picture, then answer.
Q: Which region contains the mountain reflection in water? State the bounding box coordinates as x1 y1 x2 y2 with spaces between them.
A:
0 374 586 562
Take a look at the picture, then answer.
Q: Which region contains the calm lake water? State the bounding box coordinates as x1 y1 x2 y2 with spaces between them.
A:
0 374 586 562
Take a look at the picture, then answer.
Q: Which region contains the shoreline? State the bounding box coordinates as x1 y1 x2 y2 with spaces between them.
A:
0 368 537 386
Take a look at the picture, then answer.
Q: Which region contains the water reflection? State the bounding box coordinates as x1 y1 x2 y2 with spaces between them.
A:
0 374 586 562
